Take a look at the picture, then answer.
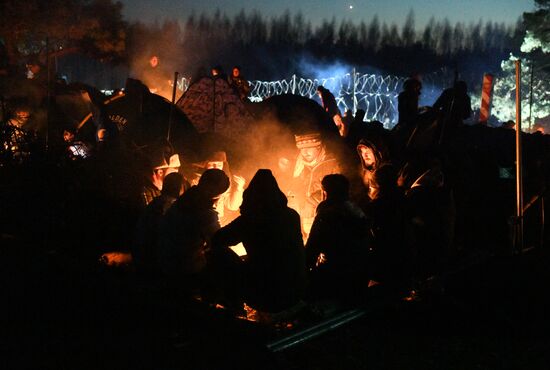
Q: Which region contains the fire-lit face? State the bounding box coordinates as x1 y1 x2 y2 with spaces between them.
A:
232 68 240 77
360 146 376 168
299 146 322 163
11 109 31 127
63 130 75 143
206 161 224 170
149 56 159 68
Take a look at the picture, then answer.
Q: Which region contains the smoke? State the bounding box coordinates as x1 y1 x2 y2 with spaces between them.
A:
231 116 298 188
224 113 353 207
297 56 353 81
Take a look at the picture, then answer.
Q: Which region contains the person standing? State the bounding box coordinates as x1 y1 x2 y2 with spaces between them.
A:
228 66 250 102
317 86 347 137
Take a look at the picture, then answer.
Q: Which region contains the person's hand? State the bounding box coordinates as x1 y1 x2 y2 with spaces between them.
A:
233 174 246 190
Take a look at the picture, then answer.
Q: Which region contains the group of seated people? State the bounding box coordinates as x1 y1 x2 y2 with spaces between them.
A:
132 138 453 316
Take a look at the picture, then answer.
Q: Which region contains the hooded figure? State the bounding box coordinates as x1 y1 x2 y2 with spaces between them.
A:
356 137 390 198
211 169 306 312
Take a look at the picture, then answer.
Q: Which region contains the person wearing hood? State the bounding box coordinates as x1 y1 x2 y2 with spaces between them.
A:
210 169 307 313
356 137 390 200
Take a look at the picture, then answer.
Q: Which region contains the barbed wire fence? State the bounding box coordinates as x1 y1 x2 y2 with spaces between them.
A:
175 67 476 128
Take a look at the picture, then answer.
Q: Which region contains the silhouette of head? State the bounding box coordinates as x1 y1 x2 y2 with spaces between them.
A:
454 80 468 95
198 168 230 199
403 78 421 94
321 174 350 202
240 169 287 215
370 163 398 199
162 172 185 198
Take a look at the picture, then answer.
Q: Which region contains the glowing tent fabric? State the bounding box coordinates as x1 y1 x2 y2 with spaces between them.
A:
176 77 254 139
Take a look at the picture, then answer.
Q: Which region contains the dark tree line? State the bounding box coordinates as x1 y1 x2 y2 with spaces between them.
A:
0 0 127 64
126 9 525 80
0 3 527 87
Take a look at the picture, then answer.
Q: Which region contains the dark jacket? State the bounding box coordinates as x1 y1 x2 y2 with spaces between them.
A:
211 169 307 312
305 198 371 300
158 186 220 276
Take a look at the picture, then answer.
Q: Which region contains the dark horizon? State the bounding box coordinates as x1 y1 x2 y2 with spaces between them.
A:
121 0 534 29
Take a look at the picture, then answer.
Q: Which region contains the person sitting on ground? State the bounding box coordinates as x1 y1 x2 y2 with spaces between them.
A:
363 164 413 293
158 169 230 282
141 151 182 206
305 174 371 303
186 150 245 226
210 169 307 313
354 137 390 208
287 132 341 239
133 172 185 275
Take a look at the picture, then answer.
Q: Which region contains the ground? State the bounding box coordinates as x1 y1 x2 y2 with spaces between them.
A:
2 236 550 370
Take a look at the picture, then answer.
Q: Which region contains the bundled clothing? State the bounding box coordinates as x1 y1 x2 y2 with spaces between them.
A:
158 186 221 276
305 198 371 302
133 193 178 274
211 169 307 313
288 145 341 235
228 74 251 101
433 81 472 132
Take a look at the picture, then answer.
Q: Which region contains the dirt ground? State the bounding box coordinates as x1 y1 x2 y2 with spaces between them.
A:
2 237 550 370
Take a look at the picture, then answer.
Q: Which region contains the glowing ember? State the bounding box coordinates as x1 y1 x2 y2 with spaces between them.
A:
100 251 133 266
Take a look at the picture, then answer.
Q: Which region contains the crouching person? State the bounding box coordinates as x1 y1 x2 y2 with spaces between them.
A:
158 169 230 291
209 169 307 314
305 174 372 304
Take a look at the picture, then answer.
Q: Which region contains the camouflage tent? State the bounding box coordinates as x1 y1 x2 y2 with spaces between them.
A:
176 77 254 140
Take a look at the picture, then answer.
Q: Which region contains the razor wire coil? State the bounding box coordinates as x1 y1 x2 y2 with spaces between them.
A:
178 68 463 127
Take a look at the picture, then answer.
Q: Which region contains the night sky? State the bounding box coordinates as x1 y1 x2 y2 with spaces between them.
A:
121 0 535 27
